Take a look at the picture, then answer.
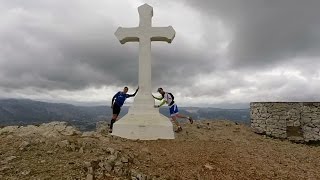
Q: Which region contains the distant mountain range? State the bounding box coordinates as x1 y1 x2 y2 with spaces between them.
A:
0 99 250 131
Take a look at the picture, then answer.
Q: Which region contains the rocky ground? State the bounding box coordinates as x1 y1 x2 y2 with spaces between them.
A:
1 120 320 180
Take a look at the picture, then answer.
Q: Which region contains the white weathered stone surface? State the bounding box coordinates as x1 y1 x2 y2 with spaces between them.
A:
81 131 97 137
96 121 109 133
112 112 174 140
113 4 175 140
0 126 19 135
0 121 80 138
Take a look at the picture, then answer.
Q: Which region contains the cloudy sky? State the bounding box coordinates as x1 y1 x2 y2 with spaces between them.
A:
1 0 320 108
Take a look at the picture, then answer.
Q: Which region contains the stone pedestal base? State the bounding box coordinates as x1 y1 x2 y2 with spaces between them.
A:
112 111 174 140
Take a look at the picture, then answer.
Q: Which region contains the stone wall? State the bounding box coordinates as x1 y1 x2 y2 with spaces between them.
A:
250 102 320 142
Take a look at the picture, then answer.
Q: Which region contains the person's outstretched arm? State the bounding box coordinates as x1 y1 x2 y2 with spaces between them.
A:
127 86 139 97
156 100 166 108
152 94 163 101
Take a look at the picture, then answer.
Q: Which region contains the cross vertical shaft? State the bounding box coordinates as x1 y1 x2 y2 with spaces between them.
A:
133 4 155 108
136 37 152 105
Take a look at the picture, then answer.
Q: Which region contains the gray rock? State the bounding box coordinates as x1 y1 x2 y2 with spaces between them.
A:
95 169 104 179
21 170 31 175
204 164 214 170
98 162 104 169
69 143 76 151
104 162 113 172
84 161 91 168
86 174 94 180
98 136 110 143
0 166 11 172
46 150 54 155
5 156 17 163
121 156 129 163
88 167 94 174
19 141 30 151
6 135 14 139
106 155 117 164
141 147 150 154
133 158 140 165
130 169 139 177
105 147 115 155
60 126 80 136
313 128 320 133
0 126 19 135
128 152 135 159
82 131 96 137
58 140 70 148
137 174 147 180
114 166 123 176
96 121 109 133
114 160 123 167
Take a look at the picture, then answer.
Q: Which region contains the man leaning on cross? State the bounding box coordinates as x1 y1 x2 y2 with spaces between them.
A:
109 86 139 133
153 87 193 132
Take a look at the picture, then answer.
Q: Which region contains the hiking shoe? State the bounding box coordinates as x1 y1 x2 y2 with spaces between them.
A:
109 129 113 133
188 117 193 124
175 126 183 133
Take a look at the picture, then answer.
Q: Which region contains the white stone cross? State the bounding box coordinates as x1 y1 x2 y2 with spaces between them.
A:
112 4 176 140
115 3 175 109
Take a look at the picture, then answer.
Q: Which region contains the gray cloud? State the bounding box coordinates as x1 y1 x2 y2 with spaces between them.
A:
1 0 320 107
183 0 320 68
0 0 138 91
0 0 213 92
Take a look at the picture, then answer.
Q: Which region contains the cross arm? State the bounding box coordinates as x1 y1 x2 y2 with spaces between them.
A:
115 27 140 44
150 26 176 43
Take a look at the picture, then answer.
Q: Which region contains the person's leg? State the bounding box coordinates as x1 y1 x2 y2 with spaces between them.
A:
110 114 118 130
170 105 182 132
110 104 121 132
176 114 193 124
176 114 187 118
171 116 182 132
174 104 193 124
171 115 180 127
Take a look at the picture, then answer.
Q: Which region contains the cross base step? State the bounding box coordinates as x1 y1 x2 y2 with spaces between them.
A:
112 113 174 140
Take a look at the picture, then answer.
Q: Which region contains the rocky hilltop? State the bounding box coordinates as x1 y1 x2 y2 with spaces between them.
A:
0 120 320 179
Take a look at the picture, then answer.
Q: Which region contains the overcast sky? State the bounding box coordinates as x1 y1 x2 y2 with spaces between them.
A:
1 0 320 108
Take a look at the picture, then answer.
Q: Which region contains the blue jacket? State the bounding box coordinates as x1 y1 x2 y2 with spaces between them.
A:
112 89 138 107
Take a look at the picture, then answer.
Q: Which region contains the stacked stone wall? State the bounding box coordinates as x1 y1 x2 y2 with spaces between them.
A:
250 102 320 142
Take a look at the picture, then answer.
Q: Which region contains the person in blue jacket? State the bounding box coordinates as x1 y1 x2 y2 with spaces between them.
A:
109 86 139 132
